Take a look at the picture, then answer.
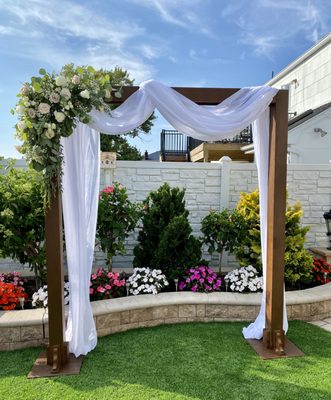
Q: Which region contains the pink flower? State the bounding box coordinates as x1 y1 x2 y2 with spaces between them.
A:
207 276 213 284
105 284 111 290
102 186 114 194
179 281 186 290
97 286 106 293
91 274 97 280
107 272 113 279
89 288 94 294
191 284 198 292
199 278 204 283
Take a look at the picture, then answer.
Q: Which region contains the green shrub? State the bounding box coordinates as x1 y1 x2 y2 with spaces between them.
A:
201 209 247 274
234 189 313 287
0 160 46 284
133 183 201 279
97 182 140 270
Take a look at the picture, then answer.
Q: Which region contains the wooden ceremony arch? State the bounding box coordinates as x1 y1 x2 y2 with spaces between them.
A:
40 85 300 375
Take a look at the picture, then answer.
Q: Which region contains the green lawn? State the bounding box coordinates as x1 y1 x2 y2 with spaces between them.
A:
1 321 331 400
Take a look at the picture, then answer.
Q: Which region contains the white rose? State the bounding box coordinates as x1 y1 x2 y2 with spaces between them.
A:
17 121 26 131
49 92 60 103
55 75 68 87
45 128 55 139
20 84 30 95
38 103 50 115
72 75 80 84
79 89 90 99
54 111 65 123
16 105 25 115
60 87 71 99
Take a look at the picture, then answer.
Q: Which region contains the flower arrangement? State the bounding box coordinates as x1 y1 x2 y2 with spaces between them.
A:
90 268 126 300
179 266 222 293
225 265 263 293
14 64 121 201
127 268 168 295
32 282 70 308
0 271 26 288
0 282 27 310
312 258 331 285
97 183 140 270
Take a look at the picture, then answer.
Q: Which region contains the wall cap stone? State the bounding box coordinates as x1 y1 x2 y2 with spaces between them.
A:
1 283 330 328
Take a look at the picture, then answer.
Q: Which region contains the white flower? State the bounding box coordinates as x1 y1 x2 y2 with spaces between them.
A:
54 111 65 123
45 128 55 139
60 87 71 99
55 75 68 87
16 105 25 115
80 89 90 99
49 92 60 103
20 84 30 95
72 75 80 84
28 108 36 118
17 121 26 131
38 103 50 115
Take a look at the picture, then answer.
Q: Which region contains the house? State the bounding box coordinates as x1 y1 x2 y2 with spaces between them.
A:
242 32 331 164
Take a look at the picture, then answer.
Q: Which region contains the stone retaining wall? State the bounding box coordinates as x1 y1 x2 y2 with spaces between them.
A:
1 283 331 351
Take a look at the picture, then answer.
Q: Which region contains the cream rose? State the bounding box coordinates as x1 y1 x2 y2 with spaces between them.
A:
72 75 80 84
45 128 55 139
16 105 25 115
17 121 26 131
60 88 71 99
54 111 65 123
28 108 36 118
38 103 50 115
49 92 60 103
79 89 90 99
20 85 30 95
55 75 68 87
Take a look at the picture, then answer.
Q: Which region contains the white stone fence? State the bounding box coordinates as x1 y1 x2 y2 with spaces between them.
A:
1 160 330 272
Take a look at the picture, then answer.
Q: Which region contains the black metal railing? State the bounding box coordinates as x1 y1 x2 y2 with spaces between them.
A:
160 129 189 161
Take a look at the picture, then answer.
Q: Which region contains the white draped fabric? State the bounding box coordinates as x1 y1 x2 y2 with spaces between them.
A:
61 79 287 356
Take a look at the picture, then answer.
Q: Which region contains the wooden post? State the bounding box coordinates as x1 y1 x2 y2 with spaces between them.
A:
45 187 68 372
263 90 288 353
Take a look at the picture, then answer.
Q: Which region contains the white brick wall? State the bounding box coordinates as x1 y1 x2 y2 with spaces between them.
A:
1 160 330 273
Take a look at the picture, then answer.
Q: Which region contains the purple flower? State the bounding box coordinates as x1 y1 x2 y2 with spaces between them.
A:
199 278 204 283
179 281 186 291
191 284 198 292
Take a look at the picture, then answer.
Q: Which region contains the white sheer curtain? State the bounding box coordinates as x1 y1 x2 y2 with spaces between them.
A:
62 79 286 356
61 124 100 356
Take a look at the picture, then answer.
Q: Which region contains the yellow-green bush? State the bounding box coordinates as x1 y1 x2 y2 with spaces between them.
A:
235 190 313 287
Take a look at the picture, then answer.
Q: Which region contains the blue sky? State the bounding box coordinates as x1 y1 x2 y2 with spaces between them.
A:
0 0 330 158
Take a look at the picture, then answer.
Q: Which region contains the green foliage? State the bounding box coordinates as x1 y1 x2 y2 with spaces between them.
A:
235 189 313 287
133 183 202 279
201 209 247 273
0 160 46 283
97 182 140 269
100 135 143 160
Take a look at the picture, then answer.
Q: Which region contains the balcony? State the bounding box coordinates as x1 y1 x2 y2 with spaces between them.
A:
160 127 254 162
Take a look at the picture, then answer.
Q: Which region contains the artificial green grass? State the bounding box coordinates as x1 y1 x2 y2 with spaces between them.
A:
1 321 331 400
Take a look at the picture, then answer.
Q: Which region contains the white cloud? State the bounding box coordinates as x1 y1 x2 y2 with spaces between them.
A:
129 0 213 36
221 0 331 58
0 0 157 83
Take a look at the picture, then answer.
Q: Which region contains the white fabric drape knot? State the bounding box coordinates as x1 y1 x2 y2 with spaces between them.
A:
61 80 287 357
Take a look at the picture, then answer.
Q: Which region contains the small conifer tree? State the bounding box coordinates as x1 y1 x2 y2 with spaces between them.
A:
133 183 201 279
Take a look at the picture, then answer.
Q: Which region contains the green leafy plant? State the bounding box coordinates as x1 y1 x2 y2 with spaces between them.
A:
133 183 202 279
0 160 46 285
234 189 313 288
201 209 247 273
97 182 140 270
